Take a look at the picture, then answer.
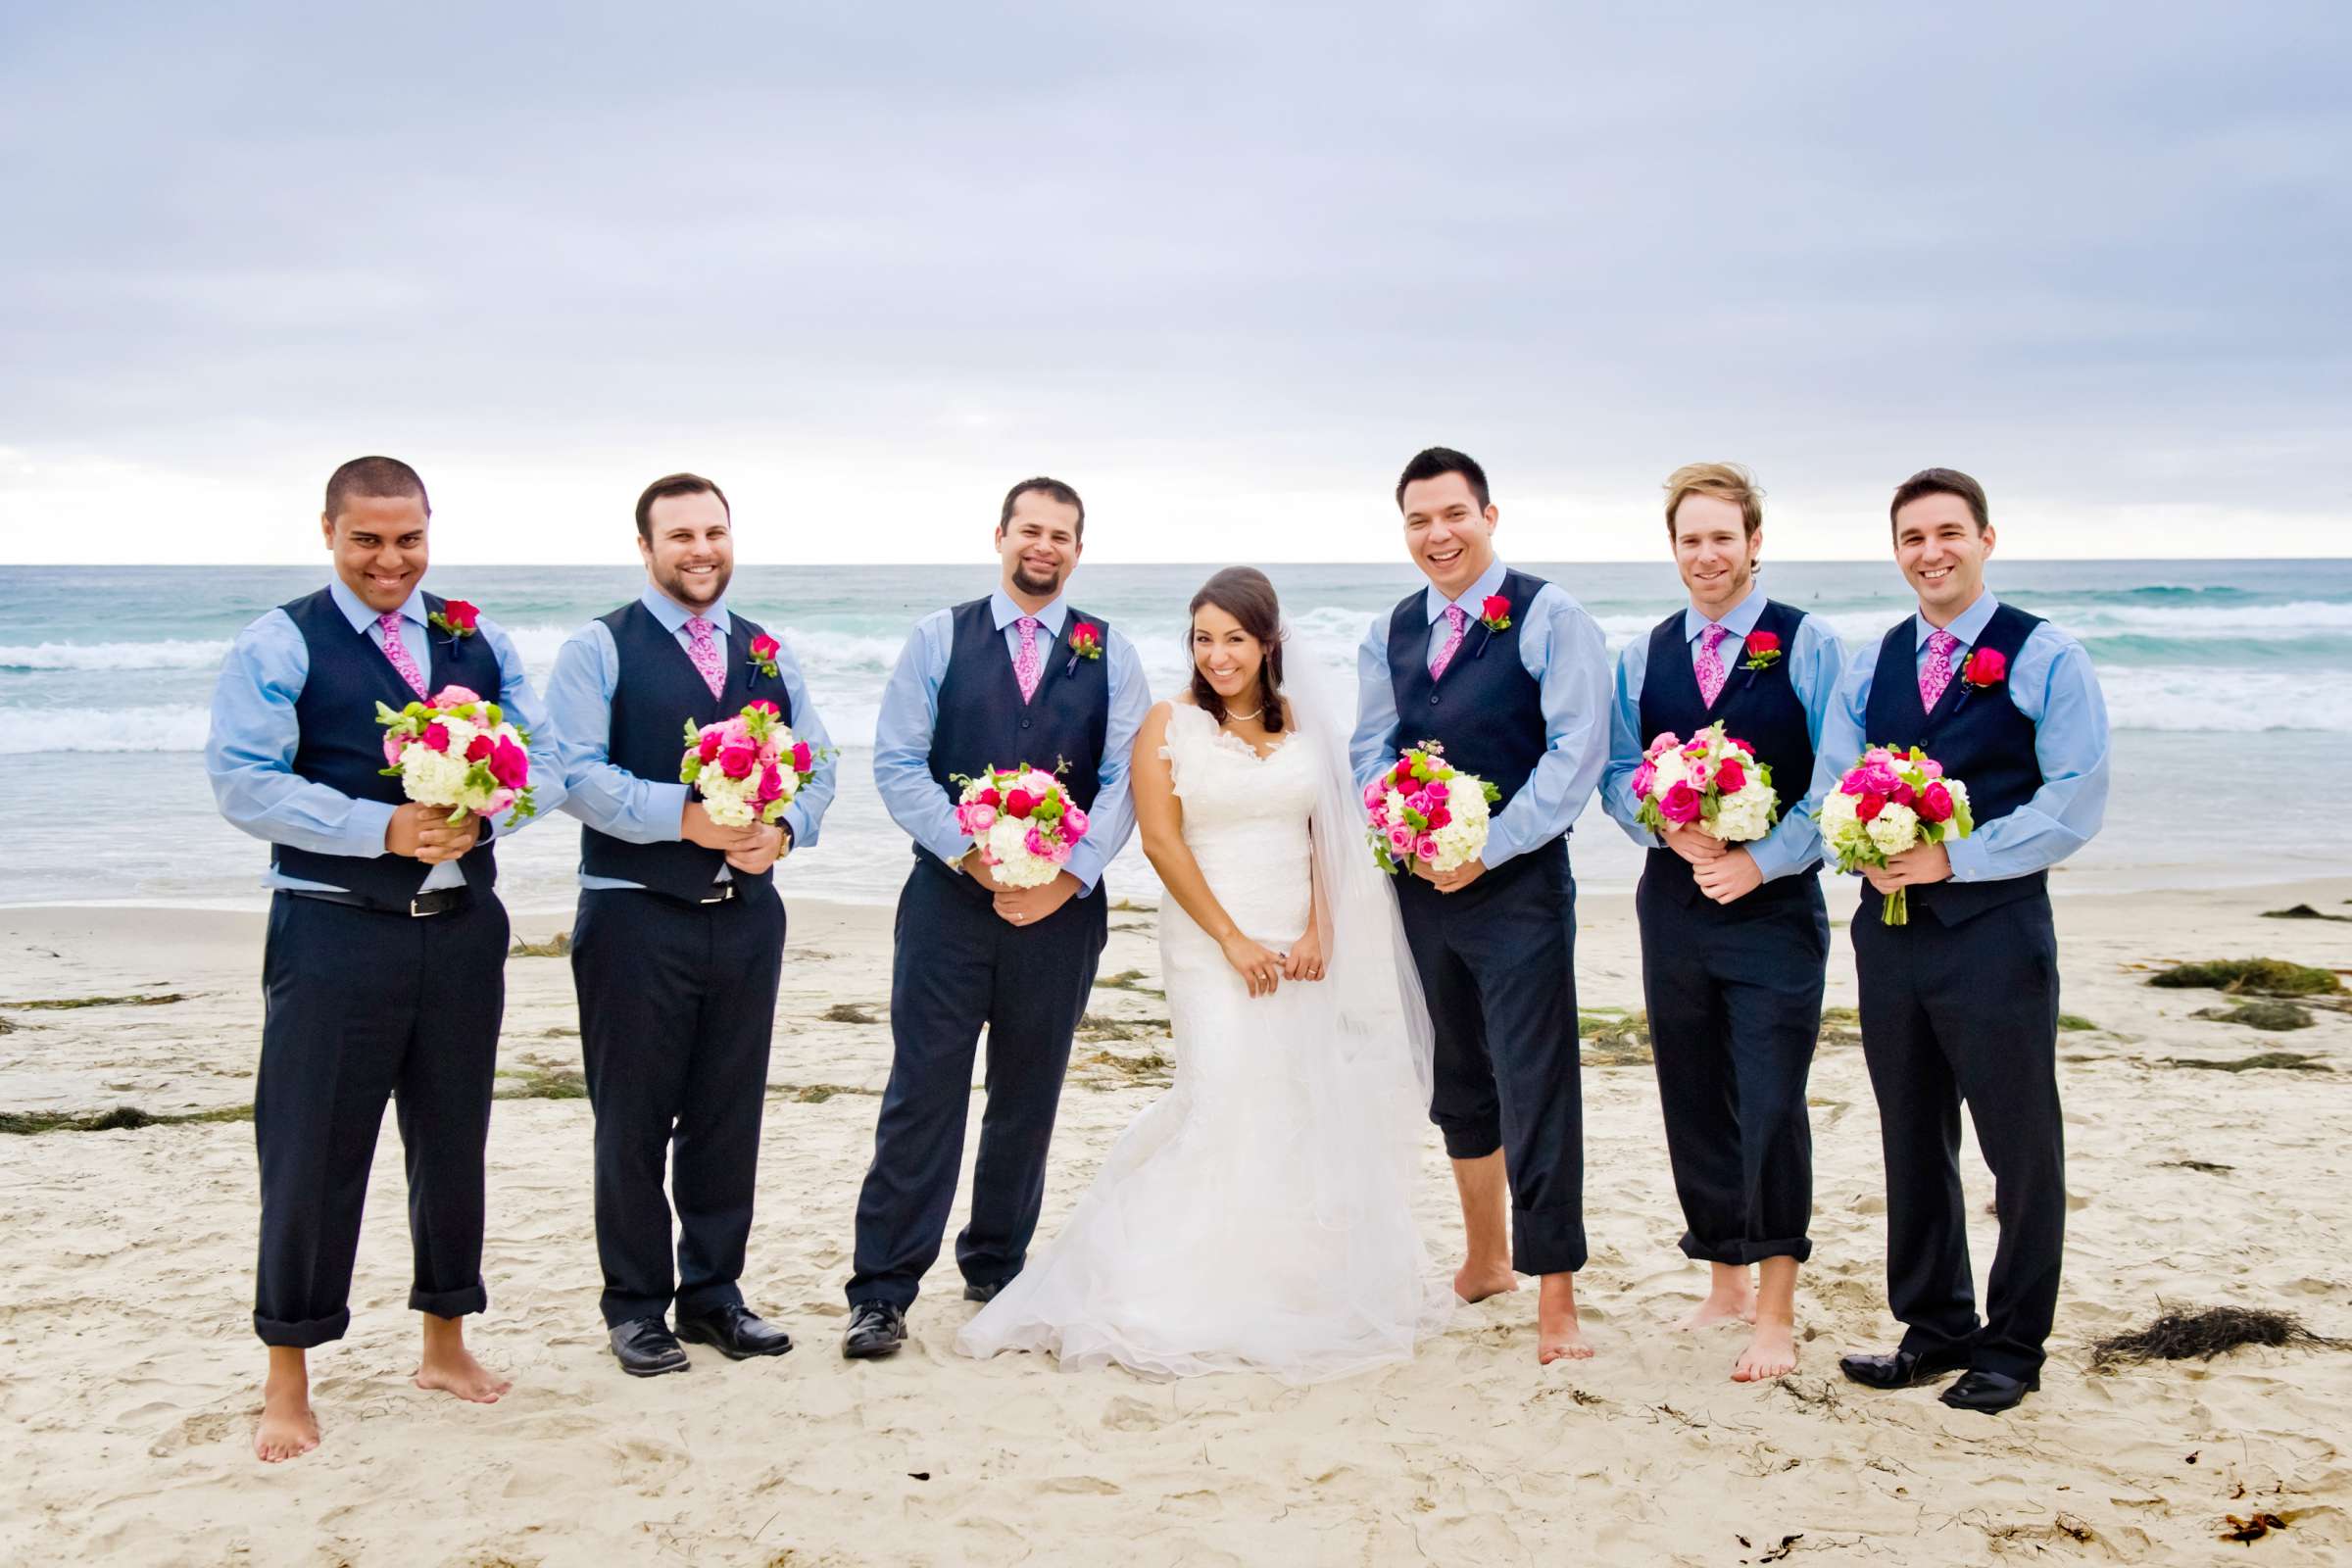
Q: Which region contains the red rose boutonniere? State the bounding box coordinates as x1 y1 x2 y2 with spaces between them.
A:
1740 629 1782 672
1062 620 1103 677
1952 645 2005 710
747 633 782 679
428 599 480 639
1478 596 1512 633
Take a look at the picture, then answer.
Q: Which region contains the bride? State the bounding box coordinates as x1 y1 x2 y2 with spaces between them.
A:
956 568 1451 1382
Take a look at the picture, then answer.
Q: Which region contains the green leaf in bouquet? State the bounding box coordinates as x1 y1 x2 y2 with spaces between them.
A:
680 757 703 784
682 718 702 745
403 701 426 718
1950 795 1975 837
485 702 503 728
378 764 402 777
1481 781 1501 804
375 701 402 725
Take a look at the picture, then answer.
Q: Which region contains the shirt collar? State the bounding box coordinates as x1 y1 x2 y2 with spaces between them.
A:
1915 588 1998 651
1683 582 1765 645
328 577 427 635
642 583 729 637
1424 556 1510 623
992 588 1068 635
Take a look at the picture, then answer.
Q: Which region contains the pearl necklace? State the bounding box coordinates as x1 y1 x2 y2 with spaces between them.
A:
1223 707 1263 723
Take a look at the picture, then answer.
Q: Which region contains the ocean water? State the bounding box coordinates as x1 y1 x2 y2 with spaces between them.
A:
2 561 2348 911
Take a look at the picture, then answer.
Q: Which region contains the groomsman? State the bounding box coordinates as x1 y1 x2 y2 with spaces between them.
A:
1352 447 1610 1364
547 472 836 1376
844 476 1148 1358
1601 463 1844 1382
206 456 562 1461
1803 468 2109 1414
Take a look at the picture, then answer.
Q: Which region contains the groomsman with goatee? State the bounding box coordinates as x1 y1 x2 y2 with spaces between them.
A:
1800 467 2109 1414
548 472 837 1377
207 456 563 1461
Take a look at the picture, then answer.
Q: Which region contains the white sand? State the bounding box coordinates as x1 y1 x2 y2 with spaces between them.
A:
1 878 2348 1565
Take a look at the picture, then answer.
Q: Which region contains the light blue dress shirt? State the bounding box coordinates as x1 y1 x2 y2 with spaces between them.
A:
872 588 1149 892
1793 589 2110 882
206 577 562 893
1349 557 1611 870
1599 584 1847 881
546 586 838 891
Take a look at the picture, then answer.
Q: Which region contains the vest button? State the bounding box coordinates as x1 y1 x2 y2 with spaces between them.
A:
1021 717 1033 729
1429 693 1442 706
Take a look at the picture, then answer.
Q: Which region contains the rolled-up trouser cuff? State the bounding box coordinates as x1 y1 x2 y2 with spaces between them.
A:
410 1281 488 1319
254 1307 352 1348
1681 1234 1814 1267
1510 1204 1588 1277
1434 1113 1502 1162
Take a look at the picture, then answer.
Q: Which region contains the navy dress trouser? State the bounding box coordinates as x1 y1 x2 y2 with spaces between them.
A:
1637 872 1829 1267
1854 891 2065 1380
848 858 1107 1311
253 890 509 1348
1394 840 1587 1276
572 884 785 1327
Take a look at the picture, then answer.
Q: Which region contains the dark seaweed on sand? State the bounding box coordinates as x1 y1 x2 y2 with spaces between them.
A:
2090 1304 2350 1370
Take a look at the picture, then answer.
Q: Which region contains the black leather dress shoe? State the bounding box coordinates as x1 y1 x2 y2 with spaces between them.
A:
962 1278 1014 1303
1838 1344 1974 1390
610 1316 692 1377
1939 1368 2038 1414
842 1300 907 1359
676 1303 794 1359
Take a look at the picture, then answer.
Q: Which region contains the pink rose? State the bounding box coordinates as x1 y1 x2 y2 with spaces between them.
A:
1388 824 1414 855
756 763 784 805
1860 765 1900 796
1049 841 1072 866
489 736 530 790
791 741 813 773
421 721 451 753
484 788 516 816
466 733 495 763
1857 793 1886 822
698 729 724 763
1838 768 1867 796
430 685 481 708
718 744 757 780
1918 758 1944 780
1686 758 1713 789
965 803 998 833
1658 781 1701 824
1630 760 1657 799
1890 780 1916 808
1024 824 1050 858
1645 731 1681 760
1062 806 1089 840
1004 788 1036 818
1413 834 1440 860
1362 779 1386 811
1918 782 1954 823
1714 758 1745 795
382 732 405 766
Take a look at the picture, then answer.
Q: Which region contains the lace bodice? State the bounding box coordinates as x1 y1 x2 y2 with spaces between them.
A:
1161 702 1318 944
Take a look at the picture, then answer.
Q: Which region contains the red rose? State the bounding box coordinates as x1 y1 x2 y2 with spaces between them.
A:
1073 621 1100 645
1963 647 2007 686
1744 630 1780 656
1890 780 1916 808
698 729 723 762
421 721 451 753
1856 793 1886 822
790 740 813 772
1919 781 1954 823
1393 759 1415 785
1715 758 1745 794
751 634 779 660
1004 788 1037 818
489 735 530 789
719 744 757 779
443 600 479 630
1482 595 1510 622
746 698 780 716
466 734 495 762
1425 801 1451 829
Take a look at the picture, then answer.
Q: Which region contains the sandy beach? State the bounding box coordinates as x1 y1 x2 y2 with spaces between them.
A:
1 878 2347 1566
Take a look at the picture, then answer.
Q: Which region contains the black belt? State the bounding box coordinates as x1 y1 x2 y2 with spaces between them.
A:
286 886 472 918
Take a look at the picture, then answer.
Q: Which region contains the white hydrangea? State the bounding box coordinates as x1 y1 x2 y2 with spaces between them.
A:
1706 781 1777 843
985 812 1060 887
1864 801 1921 857
1427 774 1493 872
396 743 476 809
699 771 760 827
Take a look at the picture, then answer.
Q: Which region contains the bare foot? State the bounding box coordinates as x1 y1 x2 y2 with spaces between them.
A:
254 1374 319 1463
1731 1317 1797 1382
1453 1260 1520 1303
414 1345 512 1403
1536 1272 1593 1364
1676 1293 1756 1331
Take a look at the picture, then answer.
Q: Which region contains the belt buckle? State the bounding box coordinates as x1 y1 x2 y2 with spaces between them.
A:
700 885 734 905
408 893 447 918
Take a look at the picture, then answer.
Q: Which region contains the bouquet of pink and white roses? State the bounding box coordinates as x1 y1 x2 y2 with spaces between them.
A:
679 700 825 829
954 763 1091 888
1632 720 1780 845
376 684 536 823
1820 744 1974 926
1365 740 1499 875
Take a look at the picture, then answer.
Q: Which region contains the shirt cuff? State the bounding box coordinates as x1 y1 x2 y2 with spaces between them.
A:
342 798 399 858
1746 830 1797 883
1942 834 1991 883
781 803 813 851
646 782 691 842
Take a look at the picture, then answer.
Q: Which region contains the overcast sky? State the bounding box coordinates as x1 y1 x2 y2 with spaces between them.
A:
3 3 2346 565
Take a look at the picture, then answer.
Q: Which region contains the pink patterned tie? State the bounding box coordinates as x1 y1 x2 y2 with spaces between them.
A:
1013 615 1043 703
1429 605 1468 679
1695 623 1731 707
375 612 426 698
685 616 726 701
1920 628 1960 709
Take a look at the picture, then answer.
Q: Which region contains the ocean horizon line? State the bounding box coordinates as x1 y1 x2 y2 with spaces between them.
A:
7 554 2352 570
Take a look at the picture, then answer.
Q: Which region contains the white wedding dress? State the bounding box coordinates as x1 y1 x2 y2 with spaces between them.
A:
956 701 1452 1382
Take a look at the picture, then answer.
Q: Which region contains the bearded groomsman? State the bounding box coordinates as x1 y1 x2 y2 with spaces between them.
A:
547 472 836 1376
843 476 1149 1359
1353 446 1611 1364
207 456 563 1461
1801 467 2108 1415
1601 463 1844 1383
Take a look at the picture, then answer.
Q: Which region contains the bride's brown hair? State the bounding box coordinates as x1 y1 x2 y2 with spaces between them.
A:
1187 567 1286 734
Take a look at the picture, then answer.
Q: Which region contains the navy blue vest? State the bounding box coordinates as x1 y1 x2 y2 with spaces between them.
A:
1861 601 2047 926
925 599 1112 893
1638 598 1820 908
1385 568 1553 814
276 587 503 906
579 600 795 904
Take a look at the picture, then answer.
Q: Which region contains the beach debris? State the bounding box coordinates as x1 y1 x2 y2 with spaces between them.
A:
2189 1002 2316 1032
1094 968 1164 998
0 992 188 1009
2090 1304 2350 1369
2148 958 2343 997
1076 1011 1169 1043
2162 1052 2329 1073
2058 1012 2098 1031
1582 1010 1651 1065
2262 904 2352 923
0 1103 250 1135
773 1082 877 1102
494 1068 587 1101
821 1003 881 1024
2221 1511 2288 1544
508 931 571 956
2158 1159 2234 1174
